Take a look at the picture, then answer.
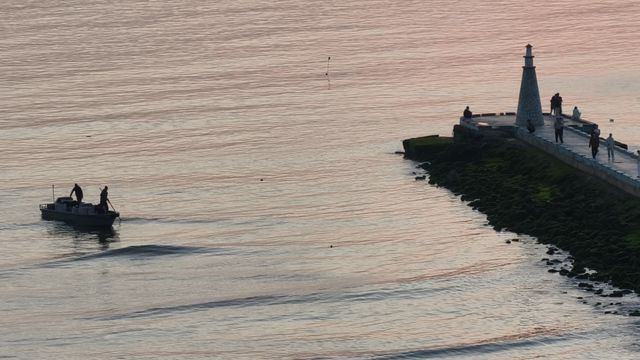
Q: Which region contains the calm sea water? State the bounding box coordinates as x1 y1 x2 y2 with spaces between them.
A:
3 1 640 359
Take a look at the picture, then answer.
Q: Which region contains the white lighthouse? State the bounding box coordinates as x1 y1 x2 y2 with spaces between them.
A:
515 44 544 126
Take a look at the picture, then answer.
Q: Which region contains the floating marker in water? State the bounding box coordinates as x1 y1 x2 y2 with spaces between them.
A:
325 56 331 76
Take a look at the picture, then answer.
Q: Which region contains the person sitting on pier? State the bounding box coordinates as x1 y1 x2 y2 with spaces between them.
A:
463 106 472 118
606 133 615 161
526 119 535 133
69 183 83 204
572 106 581 120
589 130 600 159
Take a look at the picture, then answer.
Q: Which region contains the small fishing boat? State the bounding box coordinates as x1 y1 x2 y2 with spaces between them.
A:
40 196 120 228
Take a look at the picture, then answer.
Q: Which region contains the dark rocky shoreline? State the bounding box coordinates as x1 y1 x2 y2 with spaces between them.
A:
403 127 640 298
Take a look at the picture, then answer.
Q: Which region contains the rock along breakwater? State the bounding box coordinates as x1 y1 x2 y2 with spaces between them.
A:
403 126 640 295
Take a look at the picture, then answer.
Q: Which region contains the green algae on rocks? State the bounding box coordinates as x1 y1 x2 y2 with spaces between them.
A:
403 131 640 293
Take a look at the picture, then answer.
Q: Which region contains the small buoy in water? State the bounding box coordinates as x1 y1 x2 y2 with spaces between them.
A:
329 245 333 248
415 175 426 180
505 239 511 244
260 178 263 181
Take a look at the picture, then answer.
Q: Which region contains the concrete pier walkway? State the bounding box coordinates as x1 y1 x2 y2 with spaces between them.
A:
533 115 638 177
460 113 640 196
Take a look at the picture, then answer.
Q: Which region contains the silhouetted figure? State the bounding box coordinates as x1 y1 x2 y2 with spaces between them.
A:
463 106 472 118
556 93 563 115
572 106 581 120
554 117 564 143
527 119 535 133
70 183 83 204
606 133 615 161
550 93 563 116
589 130 600 159
100 186 109 212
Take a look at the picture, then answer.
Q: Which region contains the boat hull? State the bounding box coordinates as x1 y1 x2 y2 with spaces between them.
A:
40 208 119 228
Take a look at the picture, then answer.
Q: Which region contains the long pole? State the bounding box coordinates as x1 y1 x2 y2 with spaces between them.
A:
100 187 117 212
52 184 55 202
107 199 116 213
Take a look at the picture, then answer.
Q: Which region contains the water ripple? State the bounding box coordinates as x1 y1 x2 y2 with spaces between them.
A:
372 328 575 359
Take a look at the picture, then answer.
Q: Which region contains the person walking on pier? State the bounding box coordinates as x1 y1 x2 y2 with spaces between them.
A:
554 117 564 143
606 133 615 161
589 130 600 159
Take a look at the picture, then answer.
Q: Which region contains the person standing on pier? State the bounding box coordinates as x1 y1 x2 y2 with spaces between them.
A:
550 93 562 115
589 130 600 159
552 93 563 115
606 133 615 161
554 117 564 143
556 93 563 115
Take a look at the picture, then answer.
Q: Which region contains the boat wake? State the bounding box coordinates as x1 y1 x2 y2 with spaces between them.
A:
70 244 210 261
371 327 577 359
121 216 223 225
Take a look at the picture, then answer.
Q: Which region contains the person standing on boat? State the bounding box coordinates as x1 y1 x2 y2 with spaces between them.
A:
70 183 83 204
100 186 109 212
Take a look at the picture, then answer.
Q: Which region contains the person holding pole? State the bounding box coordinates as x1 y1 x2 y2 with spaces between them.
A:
100 186 109 213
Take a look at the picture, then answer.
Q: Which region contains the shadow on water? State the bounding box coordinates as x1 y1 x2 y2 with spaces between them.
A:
46 222 119 249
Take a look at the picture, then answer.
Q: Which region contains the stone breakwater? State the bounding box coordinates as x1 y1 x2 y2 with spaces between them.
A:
403 128 640 297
